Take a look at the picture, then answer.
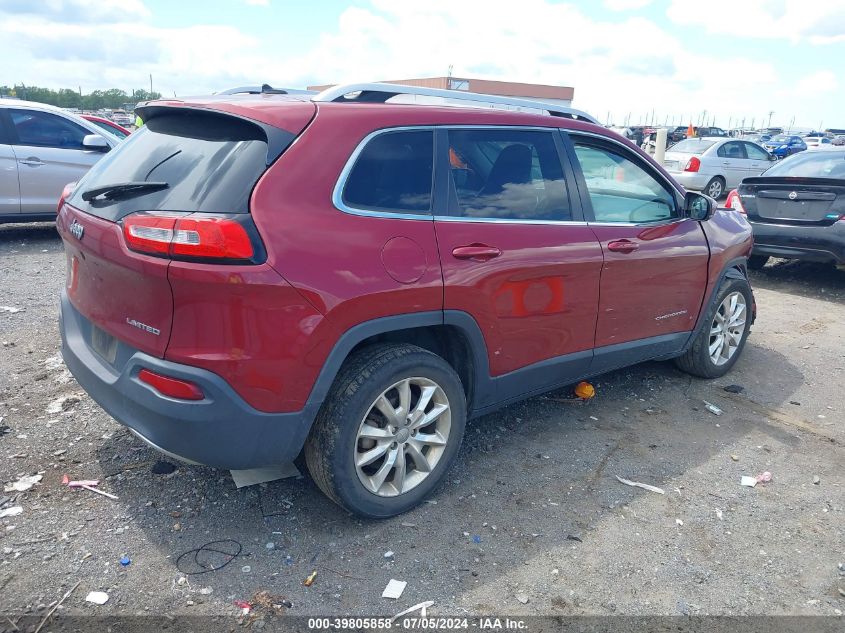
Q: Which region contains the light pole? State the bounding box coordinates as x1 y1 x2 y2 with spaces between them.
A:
767 111 774 128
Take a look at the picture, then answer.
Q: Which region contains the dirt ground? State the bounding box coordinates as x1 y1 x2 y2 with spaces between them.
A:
1 222 843 621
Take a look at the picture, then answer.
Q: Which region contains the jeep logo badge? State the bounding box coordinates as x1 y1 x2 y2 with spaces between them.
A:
69 220 84 240
788 191 798 200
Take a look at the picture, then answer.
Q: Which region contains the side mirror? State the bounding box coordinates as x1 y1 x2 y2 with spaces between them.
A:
684 191 717 221
82 134 110 152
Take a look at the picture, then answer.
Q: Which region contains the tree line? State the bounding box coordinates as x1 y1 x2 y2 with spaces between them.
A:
0 85 162 110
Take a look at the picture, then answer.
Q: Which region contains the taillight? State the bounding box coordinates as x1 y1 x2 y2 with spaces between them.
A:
138 368 204 401
726 189 746 214
121 213 260 262
58 182 77 213
684 157 701 173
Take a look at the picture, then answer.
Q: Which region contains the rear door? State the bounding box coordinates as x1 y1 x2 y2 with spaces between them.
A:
716 141 748 188
567 133 709 360
0 110 20 215
8 108 105 214
434 127 603 389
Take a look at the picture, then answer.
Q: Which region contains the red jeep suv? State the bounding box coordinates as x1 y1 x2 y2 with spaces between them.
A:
57 84 755 517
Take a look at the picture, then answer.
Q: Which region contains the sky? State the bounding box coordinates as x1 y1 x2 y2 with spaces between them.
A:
2 0 844 129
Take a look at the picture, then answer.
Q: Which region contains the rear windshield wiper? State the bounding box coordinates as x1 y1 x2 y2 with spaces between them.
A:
81 181 169 202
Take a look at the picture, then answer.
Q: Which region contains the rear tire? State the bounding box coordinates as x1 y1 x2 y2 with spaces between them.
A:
705 177 725 199
305 344 466 518
675 278 753 378
747 255 769 270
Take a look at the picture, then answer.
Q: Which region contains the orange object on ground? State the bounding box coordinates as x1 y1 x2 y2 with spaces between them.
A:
574 381 595 400
686 123 695 138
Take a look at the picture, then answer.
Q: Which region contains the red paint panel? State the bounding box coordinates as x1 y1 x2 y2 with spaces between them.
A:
58 204 173 357
699 208 754 306
165 261 326 412
436 222 603 376
590 219 709 347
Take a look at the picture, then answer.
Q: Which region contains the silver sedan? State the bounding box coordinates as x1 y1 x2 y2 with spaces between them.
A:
662 137 776 199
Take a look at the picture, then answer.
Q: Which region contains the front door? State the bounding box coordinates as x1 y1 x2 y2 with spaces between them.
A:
434 127 604 407
8 109 104 214
567 134 709 366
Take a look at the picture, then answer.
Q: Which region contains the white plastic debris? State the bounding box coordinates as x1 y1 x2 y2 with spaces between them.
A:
382 579 407 599
85 591 109 605
740 475 758 487
715 508 723 520
391 601 434 622
4 474 42 492
676 519 684 526
615 475 665 495
0 506 23 518
703 401 723 416
0 306 22 314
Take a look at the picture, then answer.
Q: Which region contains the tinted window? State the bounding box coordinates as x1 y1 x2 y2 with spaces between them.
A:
446 129 569 220
343 130 433 213
744 143 770 160
10 109 88 149
67 111 271 221
574 142 678 223
91 119 129 140
717 142 746 159
764 151 845 178
670 139 716 154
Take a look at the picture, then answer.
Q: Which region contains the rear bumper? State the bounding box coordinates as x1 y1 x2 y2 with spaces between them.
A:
59 292 316 469
749 219 845 263
668 171 711 191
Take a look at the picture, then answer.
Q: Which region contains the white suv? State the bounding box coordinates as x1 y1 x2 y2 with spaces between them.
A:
1 99 119 222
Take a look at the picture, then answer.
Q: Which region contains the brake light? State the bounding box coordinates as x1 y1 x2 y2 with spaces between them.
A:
138 368 204 401
684 157 701 172
58 181 77 213
726 189 746 214
121 213 257 262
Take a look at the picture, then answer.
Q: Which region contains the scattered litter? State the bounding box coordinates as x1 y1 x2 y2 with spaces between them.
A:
730 455 739 462
740 476 758 487
715 508 723 520
4 474 42 492
0 506 23 518
151 460 177 475
0 306 22 314
265 542 275 550
813 475 820 485
574 381 595 400
119 556 131 567
303 570 317 586
566 534 582 543
79 485 118 500
589 416 599 421
615 475 665 495
230 463 300 488
723 384 745 394
62 475 100 488
384 550 395 559
34 580 81 633
756 471 772 484
676 519 684 526
391 601 434 622
515 593 530 604
401 522 416 528
176 539 244 575
703 401 723 416
472 535 482 544
199 587 213 595
85 591 109 605
241 565 251 573
234 599 251 614
382 579 407 599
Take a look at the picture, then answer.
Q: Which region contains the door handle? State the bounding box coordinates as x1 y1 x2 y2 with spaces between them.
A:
722 161 730 165
19 158 44 167
607 239 639 253
452 244 502 261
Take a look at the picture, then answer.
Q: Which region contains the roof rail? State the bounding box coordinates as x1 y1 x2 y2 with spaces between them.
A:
311 82 599 124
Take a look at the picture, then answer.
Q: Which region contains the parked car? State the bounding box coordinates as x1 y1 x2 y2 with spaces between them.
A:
0 99 118 222
763 134 806 158
57 83 755 517
741 133 772 145
662 137 776 199
696 126 729 138
670 126 690 143
726 149 845 269
805 136 834 150
110 110 133 126
81 114 131 140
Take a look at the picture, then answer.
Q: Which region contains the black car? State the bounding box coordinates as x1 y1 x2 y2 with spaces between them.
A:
727 150 845 268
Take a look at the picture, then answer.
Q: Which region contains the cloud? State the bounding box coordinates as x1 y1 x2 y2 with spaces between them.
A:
242 0 270 5
0 0 149 23
796 70 837 96
603 0 654 10
667 0 845 43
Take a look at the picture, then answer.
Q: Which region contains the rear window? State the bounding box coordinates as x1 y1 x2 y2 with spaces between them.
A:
764 151 845 178
670 139 716 154
68 111 272 221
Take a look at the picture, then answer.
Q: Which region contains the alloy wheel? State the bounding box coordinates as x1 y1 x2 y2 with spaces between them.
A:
355 377 451 497
709 291 747 366
707 179 724 198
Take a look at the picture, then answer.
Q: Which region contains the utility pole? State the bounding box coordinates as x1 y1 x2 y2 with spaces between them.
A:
149 74 153 96
767 111 774 128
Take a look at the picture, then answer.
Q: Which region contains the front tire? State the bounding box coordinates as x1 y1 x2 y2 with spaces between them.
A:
675 278 753 378
305 344 466 518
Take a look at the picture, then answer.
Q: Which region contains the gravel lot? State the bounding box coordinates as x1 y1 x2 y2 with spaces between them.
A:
1 222 843 621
